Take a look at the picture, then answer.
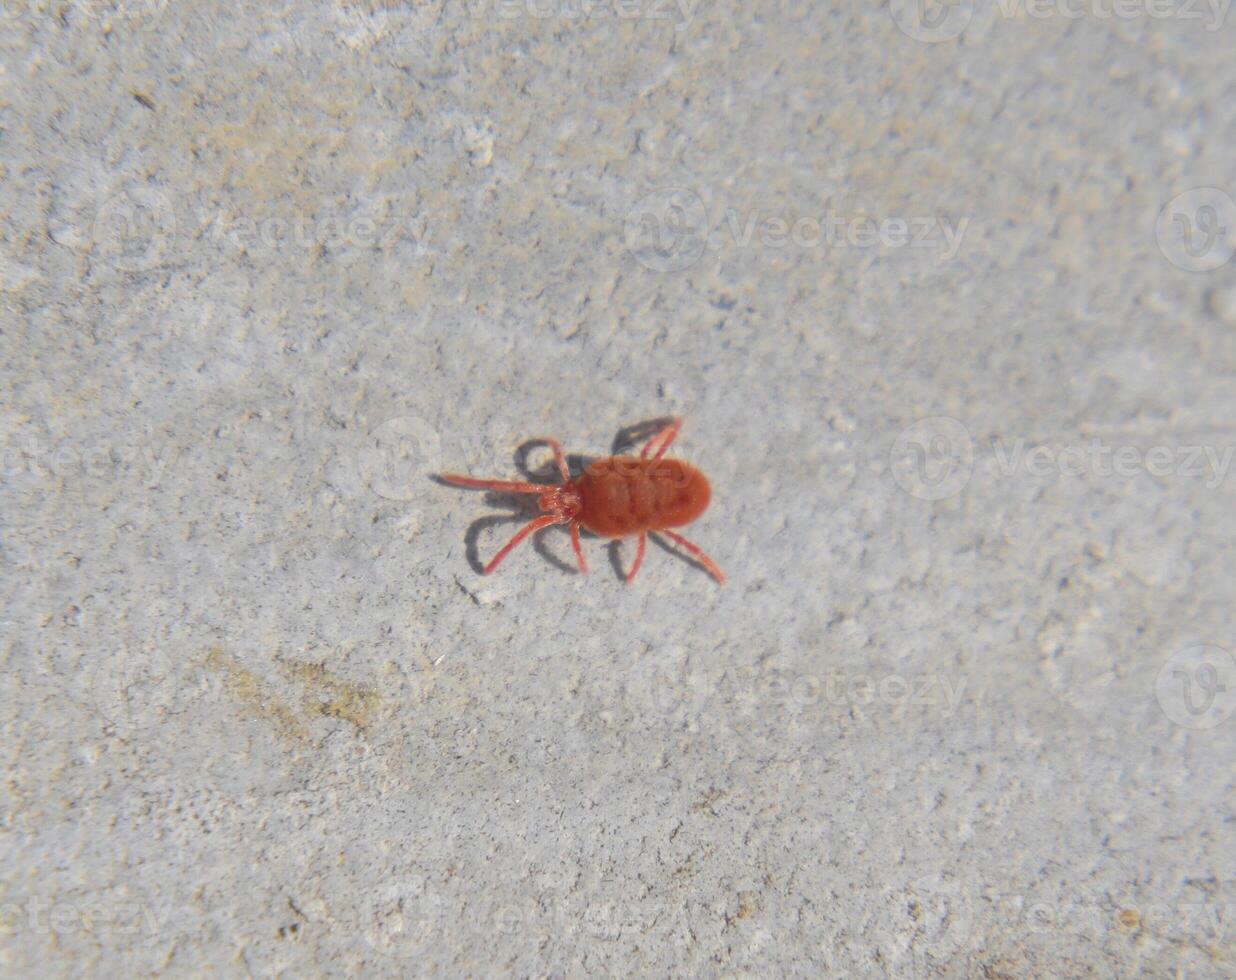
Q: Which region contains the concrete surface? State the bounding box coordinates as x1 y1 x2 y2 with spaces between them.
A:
1 1 1234 976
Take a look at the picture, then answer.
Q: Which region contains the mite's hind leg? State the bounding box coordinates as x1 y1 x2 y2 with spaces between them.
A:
640 417 683 461
653 529 726 584
624 533 647 584
484 514 566 574
571 522 589 575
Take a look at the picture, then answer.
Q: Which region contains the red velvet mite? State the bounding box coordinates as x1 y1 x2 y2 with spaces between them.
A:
439 418 725 584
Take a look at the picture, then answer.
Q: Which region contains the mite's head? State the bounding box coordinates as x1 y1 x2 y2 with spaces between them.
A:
539 485 582 520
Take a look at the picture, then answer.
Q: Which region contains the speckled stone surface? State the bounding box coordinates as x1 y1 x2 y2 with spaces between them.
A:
1 1 1234 976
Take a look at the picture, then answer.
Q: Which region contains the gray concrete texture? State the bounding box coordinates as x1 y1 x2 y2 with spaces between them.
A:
1 0 1234 976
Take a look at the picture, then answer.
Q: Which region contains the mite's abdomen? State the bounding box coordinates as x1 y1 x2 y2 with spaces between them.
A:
576 456 711 537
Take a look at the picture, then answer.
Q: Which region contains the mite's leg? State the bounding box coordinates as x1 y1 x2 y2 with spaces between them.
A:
653 529 726 584
640 417 683 461
521 437 572 483
544 438 571 483
571 521 589 575
440 474 549 494
625 532 647 584
484 514 566 574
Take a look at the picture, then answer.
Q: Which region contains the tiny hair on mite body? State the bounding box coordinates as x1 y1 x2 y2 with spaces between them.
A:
438 417 725 584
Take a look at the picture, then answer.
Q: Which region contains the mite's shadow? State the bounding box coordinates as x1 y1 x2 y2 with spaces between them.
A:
604 529 712 581
606 540 628 581
611 416 677 455
456 513 578 577
647 530 713 579
512 438 600 483
434 420 679 578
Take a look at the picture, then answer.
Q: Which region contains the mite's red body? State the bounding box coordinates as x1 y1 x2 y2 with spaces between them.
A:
439 419 724 584
576 457 711 537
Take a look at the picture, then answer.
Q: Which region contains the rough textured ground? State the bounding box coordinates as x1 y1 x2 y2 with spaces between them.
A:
2 1 1234 976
